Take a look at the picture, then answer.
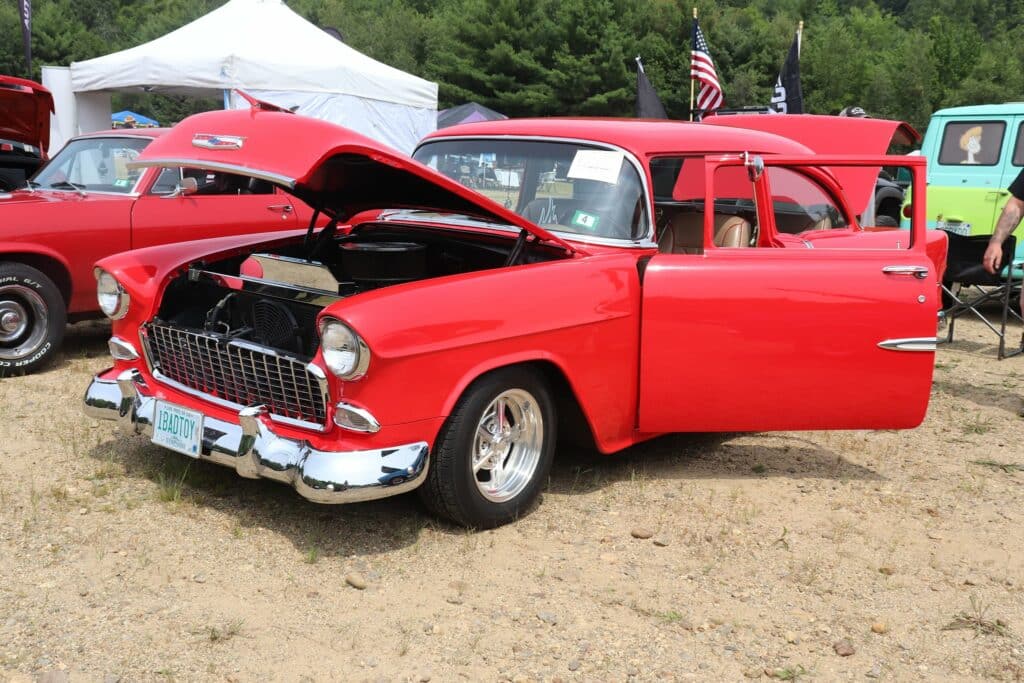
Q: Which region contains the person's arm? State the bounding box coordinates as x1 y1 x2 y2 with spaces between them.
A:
983 196 1024 274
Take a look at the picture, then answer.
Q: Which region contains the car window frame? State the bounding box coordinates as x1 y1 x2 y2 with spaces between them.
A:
415 134 657 248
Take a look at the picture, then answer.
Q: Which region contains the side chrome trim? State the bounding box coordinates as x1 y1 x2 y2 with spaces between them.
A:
877 337 938 352
126 157 296 189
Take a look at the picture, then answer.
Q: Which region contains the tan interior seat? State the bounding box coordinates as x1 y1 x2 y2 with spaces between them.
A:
810 214 832 231
658 212 753 253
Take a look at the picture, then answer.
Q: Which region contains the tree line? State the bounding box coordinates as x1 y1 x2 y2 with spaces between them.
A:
2 0 1022 133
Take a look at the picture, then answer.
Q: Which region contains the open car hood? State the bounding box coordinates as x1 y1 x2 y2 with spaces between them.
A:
130 107 580 253
704 115 921 214
0 76 54 153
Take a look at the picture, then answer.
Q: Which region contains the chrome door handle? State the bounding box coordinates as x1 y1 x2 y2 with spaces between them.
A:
267 204 293 213
882 265 929 279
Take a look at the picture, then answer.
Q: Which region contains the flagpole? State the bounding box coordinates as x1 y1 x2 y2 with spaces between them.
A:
689 7 697 121
797 20 803 58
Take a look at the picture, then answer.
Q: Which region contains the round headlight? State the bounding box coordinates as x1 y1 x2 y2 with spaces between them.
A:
319 318 369 379
95 269 129 320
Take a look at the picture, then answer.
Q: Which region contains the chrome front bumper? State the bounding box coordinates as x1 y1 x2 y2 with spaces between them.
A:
84 369 429 504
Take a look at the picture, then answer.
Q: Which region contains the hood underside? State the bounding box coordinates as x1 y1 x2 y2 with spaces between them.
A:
130 108 579 253
0 77 54 152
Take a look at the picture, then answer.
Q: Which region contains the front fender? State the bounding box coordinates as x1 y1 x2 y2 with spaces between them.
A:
331 252 644 453
97 228 308 323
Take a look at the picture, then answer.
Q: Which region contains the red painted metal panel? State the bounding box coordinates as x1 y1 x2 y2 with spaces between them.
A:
638 248 936 432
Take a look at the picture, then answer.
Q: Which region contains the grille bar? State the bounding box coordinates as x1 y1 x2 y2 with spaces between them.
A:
145 323 327 426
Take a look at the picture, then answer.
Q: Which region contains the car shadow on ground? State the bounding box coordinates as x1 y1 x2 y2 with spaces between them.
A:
87 436 433 559
933 377 1024 416
86 425 881 560
46 319 111 372
546 431 883 496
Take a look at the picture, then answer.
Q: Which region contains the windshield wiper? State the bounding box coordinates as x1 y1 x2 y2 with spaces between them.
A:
48 181 87 196
23 180 40 193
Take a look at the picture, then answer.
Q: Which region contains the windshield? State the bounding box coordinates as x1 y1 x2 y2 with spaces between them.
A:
413 139 649 240
32 137 150 193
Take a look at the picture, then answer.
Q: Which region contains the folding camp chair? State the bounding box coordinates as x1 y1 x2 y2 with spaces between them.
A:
940 231 1023 359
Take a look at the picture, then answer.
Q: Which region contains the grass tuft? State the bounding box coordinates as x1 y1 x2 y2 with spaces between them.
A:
768 665 809 680
194 619 245 643
943 595 1012 637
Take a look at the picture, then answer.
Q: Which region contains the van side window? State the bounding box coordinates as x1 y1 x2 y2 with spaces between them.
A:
1014 122 1024 166
938 121 1005 166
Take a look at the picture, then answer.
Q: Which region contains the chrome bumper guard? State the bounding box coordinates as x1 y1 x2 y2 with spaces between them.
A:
84 369 429 504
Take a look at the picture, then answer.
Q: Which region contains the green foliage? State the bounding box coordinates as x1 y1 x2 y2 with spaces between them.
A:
1 0 1022 132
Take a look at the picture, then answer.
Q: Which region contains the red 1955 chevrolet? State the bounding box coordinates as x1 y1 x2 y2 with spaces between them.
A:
84 107 946 528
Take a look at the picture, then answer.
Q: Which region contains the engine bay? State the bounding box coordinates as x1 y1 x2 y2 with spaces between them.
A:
153 222 568 358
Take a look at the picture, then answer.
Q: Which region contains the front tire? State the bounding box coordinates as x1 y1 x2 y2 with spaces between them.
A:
0 263 66 377
419 367 556 528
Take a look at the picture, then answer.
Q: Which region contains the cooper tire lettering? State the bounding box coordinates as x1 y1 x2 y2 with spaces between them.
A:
0 262 66 377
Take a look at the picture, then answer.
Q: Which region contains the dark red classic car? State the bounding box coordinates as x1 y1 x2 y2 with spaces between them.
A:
84 108 946 528
0 128 313 375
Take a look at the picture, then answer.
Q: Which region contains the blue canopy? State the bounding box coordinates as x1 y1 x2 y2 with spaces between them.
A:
112 110 159 127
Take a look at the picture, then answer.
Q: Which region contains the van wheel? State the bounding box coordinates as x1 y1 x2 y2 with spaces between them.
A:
0 263 66 377
419 367 556 528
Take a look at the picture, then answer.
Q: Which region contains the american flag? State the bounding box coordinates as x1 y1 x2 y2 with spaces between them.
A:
690 18 724 114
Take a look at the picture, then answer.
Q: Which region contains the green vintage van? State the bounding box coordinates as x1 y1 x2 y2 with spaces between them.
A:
903 103 1024 259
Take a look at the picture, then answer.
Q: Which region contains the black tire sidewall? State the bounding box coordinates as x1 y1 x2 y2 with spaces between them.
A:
0 263 66 376
434 367 556 528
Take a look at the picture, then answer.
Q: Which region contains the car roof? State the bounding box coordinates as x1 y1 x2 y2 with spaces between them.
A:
421 118 813 157
74 128 169 141
929 102 1024 118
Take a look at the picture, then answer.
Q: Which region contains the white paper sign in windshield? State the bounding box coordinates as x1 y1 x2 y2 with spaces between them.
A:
567 150 625 185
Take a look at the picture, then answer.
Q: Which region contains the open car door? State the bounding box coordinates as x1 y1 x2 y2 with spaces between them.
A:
639 154 936 433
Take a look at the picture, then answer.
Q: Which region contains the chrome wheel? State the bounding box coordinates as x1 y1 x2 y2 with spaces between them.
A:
0 284 48 359
472 388 543 503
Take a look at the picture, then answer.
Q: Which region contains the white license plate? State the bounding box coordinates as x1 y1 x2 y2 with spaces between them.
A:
152 401 204 458
936 220 971 236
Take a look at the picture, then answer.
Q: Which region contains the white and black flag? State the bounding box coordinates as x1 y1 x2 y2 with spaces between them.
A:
18 0 32 76
769 30 803 114
635 57 668 119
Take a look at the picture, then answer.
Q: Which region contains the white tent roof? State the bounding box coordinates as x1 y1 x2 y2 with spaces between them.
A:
68 0 437 110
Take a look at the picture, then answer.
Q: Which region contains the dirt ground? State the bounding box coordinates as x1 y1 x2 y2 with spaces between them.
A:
1 317 1023 683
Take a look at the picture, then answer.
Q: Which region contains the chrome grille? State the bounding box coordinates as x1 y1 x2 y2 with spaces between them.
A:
145 323 327 425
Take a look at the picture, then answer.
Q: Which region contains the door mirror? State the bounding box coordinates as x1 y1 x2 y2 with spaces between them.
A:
162 177 198 199
745 154 764 182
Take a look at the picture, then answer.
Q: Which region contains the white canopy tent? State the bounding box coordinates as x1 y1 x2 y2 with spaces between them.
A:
63 0 437 153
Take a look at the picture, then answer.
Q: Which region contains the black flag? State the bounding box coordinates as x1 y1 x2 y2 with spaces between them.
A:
18 0 32 77
769 30 803 114
635 57 668 119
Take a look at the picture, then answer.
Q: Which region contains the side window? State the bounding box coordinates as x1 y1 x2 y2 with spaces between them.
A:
710 165 757 248
654 159 756 253
149 167 182 195
185 169 272 196
1014 121 1024 167
938 121 1005 166
651 156 705 248
766 167 847 234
